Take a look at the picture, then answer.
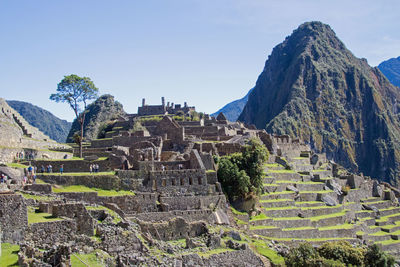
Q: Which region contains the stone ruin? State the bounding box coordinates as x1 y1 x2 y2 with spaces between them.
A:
1 98 400 265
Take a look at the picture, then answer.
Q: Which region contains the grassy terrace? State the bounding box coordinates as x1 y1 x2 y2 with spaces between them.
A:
375 239 400 245
17 192 56 201
275 180 324 184
273 210 349 222
0 243 19 266
230 207 247 216
53 185 135 197
376 213 400 223
265 204 344 212
71 249 113 267
249 225 278 230
39 171 115 176
258 236 355 242
260 198 292 203
27 207 61 224
266 169 296 173
250 213 270 221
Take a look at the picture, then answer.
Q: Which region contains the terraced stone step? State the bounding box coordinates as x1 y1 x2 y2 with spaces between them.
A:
257 236 358 246
311 170 332 178
381 222 400 233
295 201 326 208
260 199 295 208
265 171 302 181
261 191 296 200
379 207 400 217
361 197 381 203
264 205 344 218
375 213 400 226
362 200 393 209
366 231 393 242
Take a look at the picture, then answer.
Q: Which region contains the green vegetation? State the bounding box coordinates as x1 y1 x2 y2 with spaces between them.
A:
249 225 278 230
230 206 247 216
53 185 135 197
39 171 115 176
86 205 122 224
6 162 27 168
50 74 99 158
216 138 269 201
252 240 285 265
17 192 56 201
71 250 113 267
249 213 269 221
0 243 20 266
27 207 61 224
284 241 395 267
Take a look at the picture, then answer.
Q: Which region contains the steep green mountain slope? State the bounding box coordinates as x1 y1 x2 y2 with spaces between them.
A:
212 88 253 121
67 94 125 142
238 21 400 184
6 100 71 143
378 56 400 87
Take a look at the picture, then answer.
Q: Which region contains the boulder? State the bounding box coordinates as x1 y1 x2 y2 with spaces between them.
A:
321 195 338 206
326 179 342 196
206 234 221 249
286 185 299 194
310 154 319 165
228 231 241 241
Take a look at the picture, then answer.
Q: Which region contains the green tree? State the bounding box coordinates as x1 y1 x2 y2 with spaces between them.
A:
216 138 268 201
50 74 99 158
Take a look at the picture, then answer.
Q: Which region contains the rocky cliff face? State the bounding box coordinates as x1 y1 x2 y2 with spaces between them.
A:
238 21 400 184
212 88 253 122
7 100 72 143
67 94 125 142
378 56 400 87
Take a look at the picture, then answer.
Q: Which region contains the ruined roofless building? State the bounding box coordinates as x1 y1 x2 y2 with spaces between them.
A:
137 97 195 116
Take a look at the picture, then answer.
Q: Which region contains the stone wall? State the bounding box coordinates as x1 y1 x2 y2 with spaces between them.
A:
138 217 208 241
52 203 94 236
32 159 112 173
28 219 77 244
160 195 226 211
39 174 120 190
131 209 213 222
0 194 28 242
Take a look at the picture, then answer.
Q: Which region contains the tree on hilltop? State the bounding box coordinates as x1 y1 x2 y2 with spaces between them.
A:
50 74 99 158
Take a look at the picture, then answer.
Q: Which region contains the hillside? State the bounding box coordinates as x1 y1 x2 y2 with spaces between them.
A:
67 94 125 142
211 88 253 121
378 56 400 87
7 100 71 143
238 21 400 184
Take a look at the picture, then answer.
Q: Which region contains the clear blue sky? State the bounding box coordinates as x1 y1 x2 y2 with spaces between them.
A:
1 0 399 121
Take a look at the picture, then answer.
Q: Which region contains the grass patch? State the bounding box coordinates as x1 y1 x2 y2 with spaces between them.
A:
53 185 134 196
267 169 296 173
85 205 122 224
71 250 112 267
6 162 27 168
250 213 269 221
299 190 334 194
260 199 292 203
17 192 56 201
261 191 295 196
231 207 247 216
27 207 61 224
250 225 278 230
309 210 348 222
0 243 19 266
318 223 354 230
39 171 115 176
235 218 248 225
375 239 400 245
254 243 285 265
282 226 315 231
369 231 391 236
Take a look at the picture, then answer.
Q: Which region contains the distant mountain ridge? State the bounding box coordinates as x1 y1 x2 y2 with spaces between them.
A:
378 56 400 87
212 88 253 121
238 21 400 184
7 100 72 143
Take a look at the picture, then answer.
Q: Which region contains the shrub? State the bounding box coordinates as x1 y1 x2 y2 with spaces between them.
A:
285 242 320 267
364 244 395 267
318 241 364 266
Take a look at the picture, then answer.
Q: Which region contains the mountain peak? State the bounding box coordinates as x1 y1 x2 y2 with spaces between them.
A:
238 22 400 184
